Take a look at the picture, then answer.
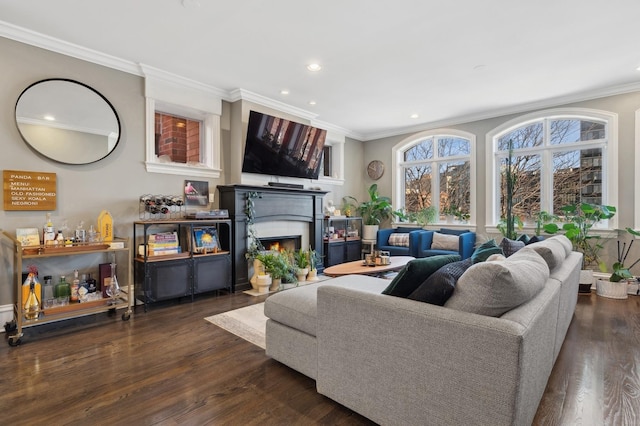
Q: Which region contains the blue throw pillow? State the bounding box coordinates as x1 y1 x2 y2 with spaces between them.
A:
382 255 461 298
408 258 473 305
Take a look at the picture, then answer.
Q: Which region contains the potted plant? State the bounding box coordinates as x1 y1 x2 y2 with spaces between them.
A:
306 246 321 281
595 228 640 299
543 203 616 293
344 184 393 240
414 206 437 226
256 251 296 291
293 248 310 282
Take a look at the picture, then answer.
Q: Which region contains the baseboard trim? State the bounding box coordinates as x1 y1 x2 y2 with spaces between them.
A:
0 304 14 332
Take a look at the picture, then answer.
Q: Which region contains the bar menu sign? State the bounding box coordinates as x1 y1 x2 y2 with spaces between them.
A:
3 170 57 211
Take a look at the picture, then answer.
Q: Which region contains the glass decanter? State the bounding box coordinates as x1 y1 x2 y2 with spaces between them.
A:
106 262 121 305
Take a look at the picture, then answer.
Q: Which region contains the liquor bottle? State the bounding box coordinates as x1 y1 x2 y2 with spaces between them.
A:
70 270 80 302
21 267 41 308
24 277 40 320
42 275 54 308
55 231 65 245
86 273 97 294
54 275 70 301
43 213 56 245
78 273 89 302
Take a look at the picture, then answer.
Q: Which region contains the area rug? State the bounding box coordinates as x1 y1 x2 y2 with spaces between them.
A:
205 303 267 349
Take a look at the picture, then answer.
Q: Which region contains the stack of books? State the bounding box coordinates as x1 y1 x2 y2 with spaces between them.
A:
145 232 181 256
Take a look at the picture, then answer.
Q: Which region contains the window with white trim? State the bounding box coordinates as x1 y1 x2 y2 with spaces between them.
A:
393 130 475 223
142 65 222 178
486 108 618 229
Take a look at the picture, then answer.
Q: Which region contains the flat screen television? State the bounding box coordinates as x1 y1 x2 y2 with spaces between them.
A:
242 110 327 180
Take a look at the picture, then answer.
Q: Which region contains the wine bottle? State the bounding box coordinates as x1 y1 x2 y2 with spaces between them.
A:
24 277 40 320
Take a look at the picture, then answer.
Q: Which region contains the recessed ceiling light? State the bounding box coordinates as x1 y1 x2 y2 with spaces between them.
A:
636 65 640 71
182 0 201 9
309 101 317 105
307 63 322 72
410 113 419 119
43 115 55 121
280 89 290 95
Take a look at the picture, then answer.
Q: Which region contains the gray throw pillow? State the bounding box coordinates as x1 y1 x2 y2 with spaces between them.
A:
445 248 549 317
499 237 525 257
408 258 473 306
382 255 461 298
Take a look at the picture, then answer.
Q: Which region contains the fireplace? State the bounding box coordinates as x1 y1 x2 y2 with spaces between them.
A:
260 235 302 252
218 184 328 291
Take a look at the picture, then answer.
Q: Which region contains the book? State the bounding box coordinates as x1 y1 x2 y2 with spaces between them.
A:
16 228 41 247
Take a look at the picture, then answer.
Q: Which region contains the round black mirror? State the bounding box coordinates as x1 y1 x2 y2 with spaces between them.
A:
15 79 121 165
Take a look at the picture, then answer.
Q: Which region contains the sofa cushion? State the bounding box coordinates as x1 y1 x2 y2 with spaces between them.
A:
382 254 461 297
408 258 473 305
439 228 470 236
387 233 410 247
499 237 525 257
525 238 567 271
431 232 459 251
471 239 504 264
445 248 549 317
548 234 573 256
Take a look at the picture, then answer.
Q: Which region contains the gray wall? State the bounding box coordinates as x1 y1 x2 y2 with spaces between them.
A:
363 91 640 271
0 36 364 305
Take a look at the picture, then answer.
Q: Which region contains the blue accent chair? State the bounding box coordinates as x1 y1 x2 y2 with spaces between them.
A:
376 227 423 257
417 228 476 260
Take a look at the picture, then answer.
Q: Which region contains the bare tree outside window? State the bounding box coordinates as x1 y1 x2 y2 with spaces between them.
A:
401 136 471 222
496 117 606 224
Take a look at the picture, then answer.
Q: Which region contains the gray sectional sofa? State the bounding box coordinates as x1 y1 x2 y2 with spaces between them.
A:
264 235 581 425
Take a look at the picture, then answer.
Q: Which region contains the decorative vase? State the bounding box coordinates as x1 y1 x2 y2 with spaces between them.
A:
578 270 594 293
255 273 272 294
596 279 628 299
296 267 309 282
249 259 263 291
270 278 281 292
307 268 319 281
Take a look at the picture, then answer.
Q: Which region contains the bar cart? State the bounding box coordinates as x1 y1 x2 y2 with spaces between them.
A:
1 231 133 346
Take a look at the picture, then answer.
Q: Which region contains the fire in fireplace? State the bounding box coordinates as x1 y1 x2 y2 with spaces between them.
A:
259 235 302 253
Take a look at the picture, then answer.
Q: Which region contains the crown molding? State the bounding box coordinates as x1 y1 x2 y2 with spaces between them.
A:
228 88 320 121
0 20 140 75
362 80 640 141
138 63 227 100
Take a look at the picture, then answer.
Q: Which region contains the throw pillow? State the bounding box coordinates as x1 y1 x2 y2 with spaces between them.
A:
471 239 504 264
387 233 410 247
382 254 461 297
431 232 459 251
408 258 473 305
517 234 530 244
525 235 544 245
445 248 549 317
499 237 525 257
439 228 470 236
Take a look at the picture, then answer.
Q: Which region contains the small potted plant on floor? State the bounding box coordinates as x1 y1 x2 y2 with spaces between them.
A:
595 228 640 299
306 246 321 281
293 248 310 282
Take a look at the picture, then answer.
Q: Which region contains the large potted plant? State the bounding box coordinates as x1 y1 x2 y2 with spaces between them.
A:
543 203 616 292
595 227 640 299
345 184 393 240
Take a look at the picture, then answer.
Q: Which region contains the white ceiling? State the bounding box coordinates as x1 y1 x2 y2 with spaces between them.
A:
2 0 640 140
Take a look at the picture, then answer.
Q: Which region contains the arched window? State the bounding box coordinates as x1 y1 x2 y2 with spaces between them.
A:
393 129 475 224
486 108 618 230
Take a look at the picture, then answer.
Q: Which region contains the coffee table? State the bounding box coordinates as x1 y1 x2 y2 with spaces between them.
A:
323 256 414 277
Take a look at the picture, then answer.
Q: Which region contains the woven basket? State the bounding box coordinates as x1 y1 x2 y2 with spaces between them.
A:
595 279 628 299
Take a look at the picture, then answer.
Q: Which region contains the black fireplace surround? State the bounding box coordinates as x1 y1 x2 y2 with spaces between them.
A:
218 184 328 291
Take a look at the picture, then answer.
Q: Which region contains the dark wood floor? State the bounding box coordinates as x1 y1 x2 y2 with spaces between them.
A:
1 290 638 425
